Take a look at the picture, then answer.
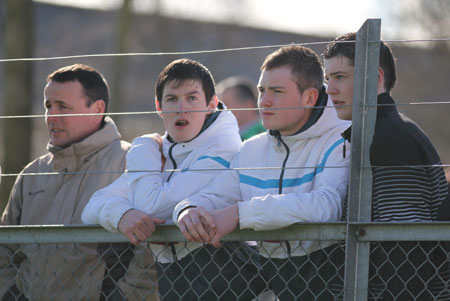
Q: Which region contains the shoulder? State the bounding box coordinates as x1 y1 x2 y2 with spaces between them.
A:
241 131 268 148
21 152 53 173
132 134 161 143
200 126 242 154
103 138 130 155
93 139 130 171
372 113 437 165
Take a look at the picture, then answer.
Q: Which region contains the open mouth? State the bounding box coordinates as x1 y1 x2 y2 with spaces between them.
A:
175 120 189 126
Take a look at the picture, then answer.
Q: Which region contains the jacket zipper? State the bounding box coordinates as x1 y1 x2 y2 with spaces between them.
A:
275 133 292 255
276 133 290 194
164 142 178 260
167 143 178 182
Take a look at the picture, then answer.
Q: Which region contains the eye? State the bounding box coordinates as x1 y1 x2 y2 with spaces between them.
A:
336 75 345 80
274 90 283 94
187 95 197 101
166 97 176 102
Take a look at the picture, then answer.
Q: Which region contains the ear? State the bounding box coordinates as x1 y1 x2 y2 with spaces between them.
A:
377 67 386 94
155 98 163 118
207 95 218 112
92 100 105 123
303 88 319 108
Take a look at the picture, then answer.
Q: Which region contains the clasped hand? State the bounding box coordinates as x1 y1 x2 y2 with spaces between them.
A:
118 209 165 245
177 205 239 248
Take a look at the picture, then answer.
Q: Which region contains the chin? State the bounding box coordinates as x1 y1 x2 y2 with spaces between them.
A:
336 110 349 120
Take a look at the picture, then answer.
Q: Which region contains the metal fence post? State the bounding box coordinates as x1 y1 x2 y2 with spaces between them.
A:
343 19 381 301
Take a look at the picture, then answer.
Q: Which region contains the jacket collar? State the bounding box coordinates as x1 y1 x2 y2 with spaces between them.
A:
162 103 239 159
340 92 396 143
268 86 328 139
376 92 397 119
48 117 122 171
342 126 352 143
166 102 223 143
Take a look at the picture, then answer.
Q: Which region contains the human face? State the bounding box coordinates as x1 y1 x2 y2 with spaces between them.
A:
157 80 217 143
44 80 104 148
221 87 248 128
324 56 355 121
257 66 315 136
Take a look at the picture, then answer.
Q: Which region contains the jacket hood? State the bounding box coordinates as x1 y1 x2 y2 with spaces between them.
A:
48 117 122 171
161 102 240 158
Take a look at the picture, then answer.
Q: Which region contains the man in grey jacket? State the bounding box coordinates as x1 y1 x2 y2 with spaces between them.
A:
0 64 154 300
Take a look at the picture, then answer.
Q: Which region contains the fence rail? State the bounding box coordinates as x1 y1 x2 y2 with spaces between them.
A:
3 222 450 244
1 223 450 300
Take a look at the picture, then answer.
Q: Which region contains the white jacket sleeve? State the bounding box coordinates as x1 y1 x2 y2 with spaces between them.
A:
238 141 350 231
127 139 240 223
173 155 242 223
81 173 131 232
81 136 163 231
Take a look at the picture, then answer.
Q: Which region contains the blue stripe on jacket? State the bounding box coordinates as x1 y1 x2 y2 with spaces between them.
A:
239 138 345 188
181 156 231 172
197 156 231 168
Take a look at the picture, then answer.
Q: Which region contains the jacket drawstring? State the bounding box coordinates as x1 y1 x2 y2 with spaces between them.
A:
343 140 346 158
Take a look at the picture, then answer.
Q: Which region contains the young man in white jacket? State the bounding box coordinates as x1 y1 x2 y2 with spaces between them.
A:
82 59 264 300
175 46 351 300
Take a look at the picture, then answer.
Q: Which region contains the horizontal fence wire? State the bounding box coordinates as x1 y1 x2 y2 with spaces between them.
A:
1 101 450 120
2 164 450 178
0 38 449 62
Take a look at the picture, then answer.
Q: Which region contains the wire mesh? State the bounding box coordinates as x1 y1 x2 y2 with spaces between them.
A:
0 239 348 300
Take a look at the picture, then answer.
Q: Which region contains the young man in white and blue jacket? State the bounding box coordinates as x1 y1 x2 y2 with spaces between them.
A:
82 59 265 300
176 46 351 300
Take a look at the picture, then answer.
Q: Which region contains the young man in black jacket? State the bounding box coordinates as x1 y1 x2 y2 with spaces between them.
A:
323 33 450 299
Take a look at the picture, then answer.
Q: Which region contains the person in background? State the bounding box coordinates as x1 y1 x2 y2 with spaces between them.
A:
217 76 266 140
0 64 154 300
323 32 450 299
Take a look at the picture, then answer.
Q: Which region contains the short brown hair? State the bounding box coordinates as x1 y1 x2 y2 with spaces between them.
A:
47 64 110 112
322 32 397 92
261 45 323 92
155 59 216 107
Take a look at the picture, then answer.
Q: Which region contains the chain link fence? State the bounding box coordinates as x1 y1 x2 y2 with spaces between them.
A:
1 223 450 300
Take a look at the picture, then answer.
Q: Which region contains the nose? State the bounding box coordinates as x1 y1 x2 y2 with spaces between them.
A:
45 106 59 123
176 99 188 114
326 80 337 95
258 92 272 108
